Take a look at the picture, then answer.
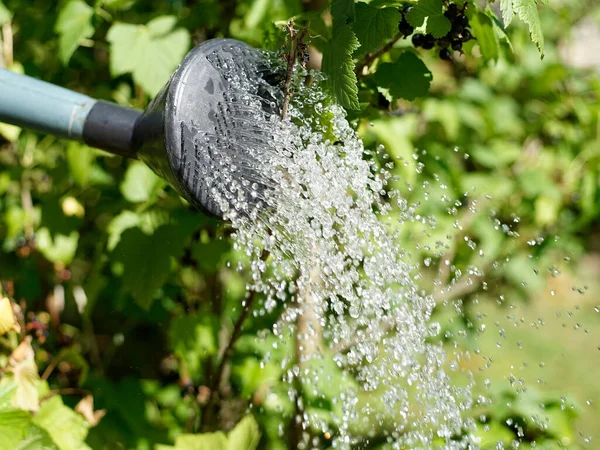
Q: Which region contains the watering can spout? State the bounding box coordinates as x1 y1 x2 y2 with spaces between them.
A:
0 38 283 219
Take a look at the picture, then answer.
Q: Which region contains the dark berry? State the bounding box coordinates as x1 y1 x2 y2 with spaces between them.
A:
458 15 469 28
439 48 452 61
398 19 414 36
422 34 435 50
402 5 413 15
438 37 450 48
462 28 473 41
444 3 459 19
412 33 425 47
450 24 463 39
451 41 463 51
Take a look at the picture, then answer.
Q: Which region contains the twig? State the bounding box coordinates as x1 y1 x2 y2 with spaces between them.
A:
281 20 310 120
355 32 404 77
41 388 90 402
202 249 270 428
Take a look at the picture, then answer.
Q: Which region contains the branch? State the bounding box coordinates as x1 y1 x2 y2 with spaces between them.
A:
206 249 270 399
355 32 404 77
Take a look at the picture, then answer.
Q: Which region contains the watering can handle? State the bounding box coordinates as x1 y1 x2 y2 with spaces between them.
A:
0 69 142 158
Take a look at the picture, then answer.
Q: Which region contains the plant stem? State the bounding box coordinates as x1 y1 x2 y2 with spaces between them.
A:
282 20 298 120
355 32 404 77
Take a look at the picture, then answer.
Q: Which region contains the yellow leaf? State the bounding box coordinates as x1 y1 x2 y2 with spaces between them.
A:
0 297 19 336
75 395 106 427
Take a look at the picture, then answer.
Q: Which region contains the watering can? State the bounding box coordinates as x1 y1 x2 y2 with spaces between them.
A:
0 38 281 218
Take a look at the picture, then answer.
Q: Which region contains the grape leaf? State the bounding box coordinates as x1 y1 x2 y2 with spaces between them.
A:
54 0 95 65
331 0 355 27
352 3 400 55
470 11 500 62
513 0 544 56
322 24 360 110
107 16 191 96
373 52 432 101
500 0 514 26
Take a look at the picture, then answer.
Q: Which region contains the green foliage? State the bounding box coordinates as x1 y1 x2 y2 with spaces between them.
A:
107 16 191 96
406 0 452 37
55 0 95 65
352 3 400 55
0 0 597 449
373 51 432 101
322 24 360 110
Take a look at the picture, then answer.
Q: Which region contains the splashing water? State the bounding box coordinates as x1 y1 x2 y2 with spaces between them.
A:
196 47 476 449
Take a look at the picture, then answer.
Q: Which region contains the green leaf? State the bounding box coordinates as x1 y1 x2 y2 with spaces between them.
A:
227 415 261 450
331 0 355 27
157 432 228 450
33 396 91 450
107 16 191 96
470 11 500 62
15 424 59 450
426 14 451 38
500 0 514 26
405 0 450 38
191 238 230 272
120 161 163 203
0 0 12 24
0 409 31 448
54 0 95 65
322 24 360 110
66 143 95 187
112 218 200 309
513 0 544 56
36 229 79 265
373 52 432 101
169 314 219 382
352 3 400 55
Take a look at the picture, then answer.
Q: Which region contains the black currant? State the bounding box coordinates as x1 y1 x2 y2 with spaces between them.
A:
422 34 435 50
458 15 469 28
444 3 459 19
398 19 414 36
462 28 473 41
451 41 463 51
412 33 425 47
438 37 450 48
439 48 452 60
402 5 413 15
450 24 463 39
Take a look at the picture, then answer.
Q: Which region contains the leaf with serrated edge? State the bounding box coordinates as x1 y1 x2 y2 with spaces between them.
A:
470 11 500 62
54 0 95 65
373 52 432 101
352 3 400 55
426 14 451 38
107 16 190 96
406 0 443 27
513 0 544 56
500 0 514 26
331 0 355 26
322 25 360 110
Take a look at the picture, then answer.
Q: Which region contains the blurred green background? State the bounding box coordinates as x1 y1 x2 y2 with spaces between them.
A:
0 0 599 449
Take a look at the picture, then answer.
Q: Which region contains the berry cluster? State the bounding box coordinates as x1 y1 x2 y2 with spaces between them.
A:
398 3 474 61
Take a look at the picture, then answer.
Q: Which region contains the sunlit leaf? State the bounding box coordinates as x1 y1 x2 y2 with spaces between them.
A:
352 3 400 55
373 52 432 101
227 415 261 450
54 0 95 64
0 296 18 336
513 0 544 56
107 16 191 96
33 396 91 450
322 25 360 110
120 161 164 203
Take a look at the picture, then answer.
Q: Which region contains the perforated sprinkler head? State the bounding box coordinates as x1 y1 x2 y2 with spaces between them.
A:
0 38 283 219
